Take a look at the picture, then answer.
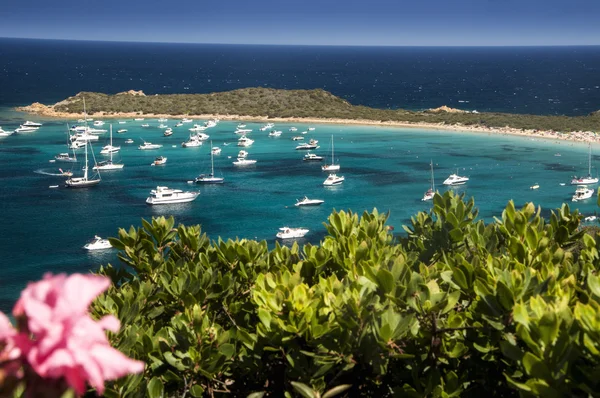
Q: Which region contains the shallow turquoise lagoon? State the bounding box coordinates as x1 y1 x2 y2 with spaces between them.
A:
0 118 597 311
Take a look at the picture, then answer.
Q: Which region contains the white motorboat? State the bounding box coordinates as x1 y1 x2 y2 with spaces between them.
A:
238 150 248 158
205 119 218 128
134 118 145 121
289 127 297 131
237 123 246 128
530 184 540 190
295 196 324 207
83 235 112 251
70 132 99 141
292 136 304 141
268 130 282 137
301 131 308 135
182 118 193 123
118 121 127 124
69 140 87 150
303 152 323 161
571 143 598 185
23 120 42 127
164 128 173 136
158 118 168 122
308 127 315 131
141 123 150 127
238 136 254 147
196 132 210 141
15 125 39 133
276 227 309 239
196 142 224 184
572 185 595 202
70 125 88 132
152 156 167 166
443 172 469 186
190 124 208 132
260 123 275 131
117 129 127 133
139 141 162 150
233 158 257 166
88 128 107 134
322 135 340 172
0 127 14 137
158 124 168 129
125 139 134 144
55 152 77 162
212 147 221 155
323 173 345 186
422 161 435 201
182 135 203 147
585 215 598 222
93 120 105 126
296 143 319 150
175 122 184 127
100 145 120 155
94 125 124 170
235 129 252 134
146 186 199 205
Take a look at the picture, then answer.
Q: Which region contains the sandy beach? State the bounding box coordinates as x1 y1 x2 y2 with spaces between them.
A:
15 102 600 144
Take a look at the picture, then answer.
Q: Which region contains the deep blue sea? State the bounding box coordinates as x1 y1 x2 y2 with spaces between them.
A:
1 39 600 313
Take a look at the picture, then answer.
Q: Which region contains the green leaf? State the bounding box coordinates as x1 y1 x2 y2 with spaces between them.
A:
376 268 395 294
258 308 272 330
247 393 266 398
190 385 205 397
513 303 529 328
291 381 317 398
322 384 352 398
588 274 600 298
219 343 235 358
147 376 164 398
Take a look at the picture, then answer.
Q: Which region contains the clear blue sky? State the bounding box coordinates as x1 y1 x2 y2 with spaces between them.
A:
1 0 599 46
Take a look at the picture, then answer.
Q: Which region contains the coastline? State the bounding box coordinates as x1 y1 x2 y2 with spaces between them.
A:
15 104 600 145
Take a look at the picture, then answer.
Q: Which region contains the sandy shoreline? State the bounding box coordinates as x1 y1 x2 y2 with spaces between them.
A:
15 104 600 145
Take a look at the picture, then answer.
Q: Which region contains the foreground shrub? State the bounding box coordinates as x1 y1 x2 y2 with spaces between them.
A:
92 191 600 397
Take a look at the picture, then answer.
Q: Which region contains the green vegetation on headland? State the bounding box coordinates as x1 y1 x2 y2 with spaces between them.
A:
93 191 600 397
21 87 600 132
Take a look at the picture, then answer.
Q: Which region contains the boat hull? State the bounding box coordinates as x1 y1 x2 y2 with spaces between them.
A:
146 194 199 205
65 178 101 188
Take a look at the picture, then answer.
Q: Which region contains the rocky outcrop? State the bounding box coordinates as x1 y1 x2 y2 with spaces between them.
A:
427 105 467 113
116 90 146 96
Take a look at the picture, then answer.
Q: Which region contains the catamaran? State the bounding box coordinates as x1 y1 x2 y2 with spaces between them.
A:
571 143 598 185
322 135 340 171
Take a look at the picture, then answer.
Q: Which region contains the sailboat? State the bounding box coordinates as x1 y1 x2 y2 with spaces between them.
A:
322 135 340 171
65 138 101 188
94 125 124 170
99 124 121 154
422 161 435 201
195 141 224 184
571 143 598 185
55 130 78 162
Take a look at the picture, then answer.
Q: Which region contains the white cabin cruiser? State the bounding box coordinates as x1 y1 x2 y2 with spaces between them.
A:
295 197 324 207
83 235 112 251
139 141 162 150
276 227 309 239
296 143 319 150
182 136 203 147
238 150 248 158
238 136 254 147
260 123 275 131
323 174 345 186
233 158 257 166
443 173 469 186
572 185 595 202
15 125 39 133
268 130 282 137
152 156 167 166
0 127 14 137
145 186 199 205
23 120 43 127
303 152 323 161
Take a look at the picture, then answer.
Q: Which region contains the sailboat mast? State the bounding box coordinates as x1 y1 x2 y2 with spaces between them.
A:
589 143 592 176
210 141 214 175
83 137 89 180
110 124 113 163
431 160 435 190
331 135 335 165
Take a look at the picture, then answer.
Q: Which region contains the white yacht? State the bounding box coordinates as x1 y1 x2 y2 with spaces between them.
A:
211 147 221 155
204 119 218 128
0 127 14 137
22 121 42 127
55 153 77 162
164 128 173 136
322 135 340 172
69 140 87 150
158 118 168 122
94 127 124 170
134 118 145 121
196 142 224 184
276 227 309 239
572 185 595 202
93 120 105 126
296 143 319 150
182 135 203 147
303 152 323 161
268 130 282 137
292 136 304 141
70 132 99 142
182 118 193 123
260 123 275 131
190 124 208 132
571 143 598 185
125 139 134 144
238 136 254 147
323 173 345 186
118 121 127 124
139 141 162 150
15 125 39 133
141 123 150 127
235 129 252 134
308 127 315 131
83 235 112 251
233 158 257 166
443 173 469 186
146 186 199 205
175 122 184 127
117 129 127 133
237 123 246 128
238 150 248 158
158 124 169 129
100 145 120 154
152 156 167 166
289 127 298 132
295 197 324 207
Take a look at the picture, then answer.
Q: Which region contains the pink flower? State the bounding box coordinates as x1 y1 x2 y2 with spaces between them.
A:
13 273 144 395
0 312 23 384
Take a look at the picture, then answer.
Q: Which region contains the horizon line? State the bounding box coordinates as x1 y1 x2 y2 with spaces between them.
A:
1 36 599 48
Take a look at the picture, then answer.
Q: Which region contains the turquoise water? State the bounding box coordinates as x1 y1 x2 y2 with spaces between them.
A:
0 117 597 311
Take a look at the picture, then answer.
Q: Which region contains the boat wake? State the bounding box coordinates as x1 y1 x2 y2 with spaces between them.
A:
34 168 71 176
